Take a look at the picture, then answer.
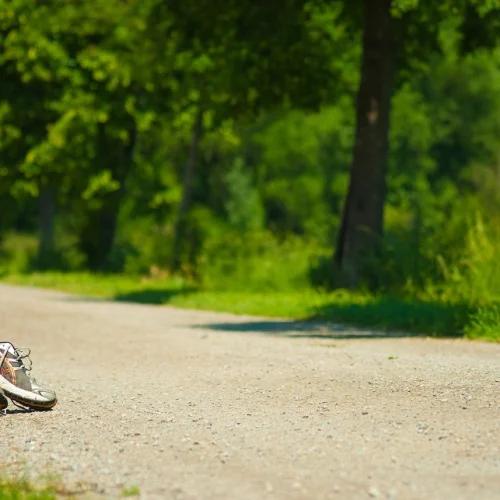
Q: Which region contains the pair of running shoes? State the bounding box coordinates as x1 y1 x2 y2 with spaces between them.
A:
0 342 57 411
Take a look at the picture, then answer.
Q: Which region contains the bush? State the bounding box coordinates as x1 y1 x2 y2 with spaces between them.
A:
464 305 500 342
0 233 38 274
452 214 500 302
0 232 86 275
198 230 328 292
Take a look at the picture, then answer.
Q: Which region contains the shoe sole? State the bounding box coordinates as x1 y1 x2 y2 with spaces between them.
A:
0 376 57 410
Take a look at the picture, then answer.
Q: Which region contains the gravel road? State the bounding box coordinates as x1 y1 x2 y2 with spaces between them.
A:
0 284 499 500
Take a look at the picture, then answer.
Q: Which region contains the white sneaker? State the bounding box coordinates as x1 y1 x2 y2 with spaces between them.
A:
0 342 57 410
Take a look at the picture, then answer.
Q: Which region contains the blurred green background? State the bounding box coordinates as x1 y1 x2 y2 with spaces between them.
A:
2 0 500 340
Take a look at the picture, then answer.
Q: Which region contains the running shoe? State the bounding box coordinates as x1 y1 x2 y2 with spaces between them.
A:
0 342 57 410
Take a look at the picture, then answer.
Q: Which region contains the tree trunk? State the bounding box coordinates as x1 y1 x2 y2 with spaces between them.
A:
334 0 396 288
80 122 137 270
37 184 56 268
171 106 204 272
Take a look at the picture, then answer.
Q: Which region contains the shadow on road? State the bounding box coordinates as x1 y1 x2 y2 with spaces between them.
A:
113 287 198 305
193 320 426 340
194 296 468 340
55 287 198 305
2 407 45 416
40 283 466 340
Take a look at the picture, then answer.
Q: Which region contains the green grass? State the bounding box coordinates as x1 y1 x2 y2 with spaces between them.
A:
463 305 500 342
1 272 498 342
0 479 56 500
121 486 140 497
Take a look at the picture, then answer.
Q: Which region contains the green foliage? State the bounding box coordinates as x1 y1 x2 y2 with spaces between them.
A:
2 0 500 340
0 478 56 500
464 306 500 342
121 486 140 497
4 271 498 341
254 103 354 238
0 232 85 275
439 214 500 302
0 233 38 274
223 157 264 232
199 231 326 292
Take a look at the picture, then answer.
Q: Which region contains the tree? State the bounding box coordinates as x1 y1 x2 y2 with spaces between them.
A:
146 0 351 270
0 0 159 269
334 0 500 288
335 0 395 287
0 0 75 266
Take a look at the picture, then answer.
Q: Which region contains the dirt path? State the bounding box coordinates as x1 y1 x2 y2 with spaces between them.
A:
0 284 499 500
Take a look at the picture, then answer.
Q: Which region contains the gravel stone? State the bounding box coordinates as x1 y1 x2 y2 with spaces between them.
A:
0 284 499 499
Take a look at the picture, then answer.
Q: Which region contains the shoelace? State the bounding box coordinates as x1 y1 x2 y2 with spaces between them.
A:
0 343 32 374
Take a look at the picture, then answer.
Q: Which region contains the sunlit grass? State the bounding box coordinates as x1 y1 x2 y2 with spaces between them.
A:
121 485 140 497
3 272 498 342
0 478 56 500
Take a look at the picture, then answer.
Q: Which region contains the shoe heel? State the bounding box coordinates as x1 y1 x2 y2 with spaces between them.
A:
0 391 8 411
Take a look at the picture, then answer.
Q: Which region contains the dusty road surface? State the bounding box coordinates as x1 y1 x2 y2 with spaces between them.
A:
0 284 499 500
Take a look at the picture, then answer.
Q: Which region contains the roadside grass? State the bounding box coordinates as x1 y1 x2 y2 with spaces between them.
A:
1 272 499 342
120 486 140 497
0 473 140 499
0 478 56 500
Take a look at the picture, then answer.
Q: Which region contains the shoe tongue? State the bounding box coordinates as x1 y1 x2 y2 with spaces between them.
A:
0 343 17 357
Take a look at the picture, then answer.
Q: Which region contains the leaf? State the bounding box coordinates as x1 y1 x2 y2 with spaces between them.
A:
82 170 120 200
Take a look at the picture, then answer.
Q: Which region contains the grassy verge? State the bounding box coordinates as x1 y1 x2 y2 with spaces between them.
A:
1 272 498 342
0 477 139 499
0 479 56 500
